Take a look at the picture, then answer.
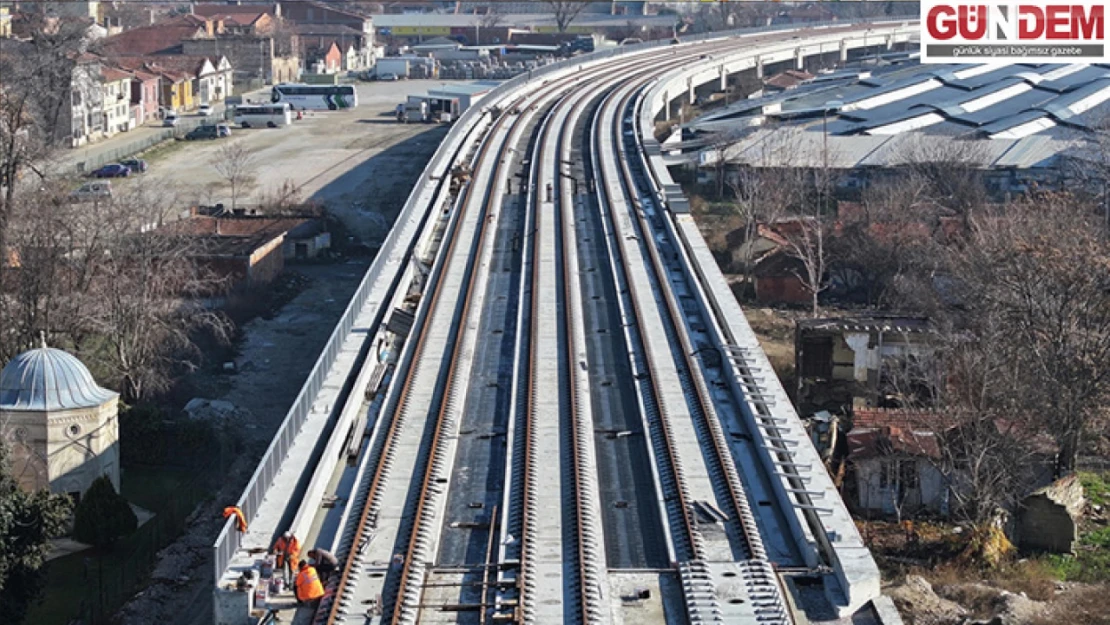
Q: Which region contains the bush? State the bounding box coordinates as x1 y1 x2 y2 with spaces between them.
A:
72 476 137 547
119 404 238 469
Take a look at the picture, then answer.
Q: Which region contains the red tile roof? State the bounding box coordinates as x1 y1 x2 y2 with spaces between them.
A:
101 67 132 82
145 55 214 77
99 15 210 56
853 408 950 431
848 427 941 460
849 409 948 460
191 3 278 18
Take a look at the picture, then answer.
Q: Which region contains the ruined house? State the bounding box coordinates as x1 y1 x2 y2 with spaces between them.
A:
847 408 949 517
794 315 935 418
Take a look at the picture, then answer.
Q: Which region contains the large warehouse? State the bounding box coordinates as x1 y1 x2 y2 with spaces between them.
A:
684 61 1110 192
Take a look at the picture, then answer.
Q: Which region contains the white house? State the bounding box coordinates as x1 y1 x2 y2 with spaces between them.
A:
100 66 133 136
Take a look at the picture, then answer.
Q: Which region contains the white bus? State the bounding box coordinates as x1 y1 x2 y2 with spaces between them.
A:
271 84 358 111
234 103 292 128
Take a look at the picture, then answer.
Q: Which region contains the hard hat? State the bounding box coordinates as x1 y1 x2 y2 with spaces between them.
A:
283 531 292 538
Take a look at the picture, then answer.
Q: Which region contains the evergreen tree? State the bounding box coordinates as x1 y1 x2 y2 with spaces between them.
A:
72 476 136 548
0 442 72 623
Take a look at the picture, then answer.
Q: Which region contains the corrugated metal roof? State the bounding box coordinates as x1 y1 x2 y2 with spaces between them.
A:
994 135 1073 168
0 348 117 412
978 110 1048 135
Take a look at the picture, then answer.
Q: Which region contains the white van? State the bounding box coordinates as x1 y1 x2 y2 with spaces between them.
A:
70 181 112 202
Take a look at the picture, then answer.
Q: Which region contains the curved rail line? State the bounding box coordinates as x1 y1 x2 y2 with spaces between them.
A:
300 21 914 625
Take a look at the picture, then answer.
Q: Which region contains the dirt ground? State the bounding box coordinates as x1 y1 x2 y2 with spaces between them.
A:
111 80 461 242
114 262 369 625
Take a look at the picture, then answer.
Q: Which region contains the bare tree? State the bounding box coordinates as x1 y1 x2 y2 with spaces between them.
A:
88 228 230 401
946 196 1110 476
0 17 90 358
2 181 230 401
546 0 587 33
780 215 830 316
882 318 1046 525
725 162 801 293
213 140 257 211
897 137 990 221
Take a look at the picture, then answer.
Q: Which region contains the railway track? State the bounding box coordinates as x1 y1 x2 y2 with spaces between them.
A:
295 22 914 625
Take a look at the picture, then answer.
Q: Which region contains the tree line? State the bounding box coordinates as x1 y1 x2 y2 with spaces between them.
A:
711 127 1110 524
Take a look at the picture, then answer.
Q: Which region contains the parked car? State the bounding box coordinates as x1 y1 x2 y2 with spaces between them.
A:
89 163 130 178
120 158 148 173
185 125 222 140
379 72 399 81
70 181 112 202
198 103 213 116
216 123 231 137
163 113 179 127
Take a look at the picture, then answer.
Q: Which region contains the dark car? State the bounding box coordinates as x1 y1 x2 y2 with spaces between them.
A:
119 158 148 173
185 125 222 140
89 164 130 178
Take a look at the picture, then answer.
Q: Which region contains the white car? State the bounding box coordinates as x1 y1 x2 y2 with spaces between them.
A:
198 103 213 116
378 72 399 81
70 181 113 203
163 113 179 127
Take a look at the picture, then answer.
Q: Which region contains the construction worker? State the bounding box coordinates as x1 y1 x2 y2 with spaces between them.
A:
306 548 339 582
272 531 301 585
294 560 325 608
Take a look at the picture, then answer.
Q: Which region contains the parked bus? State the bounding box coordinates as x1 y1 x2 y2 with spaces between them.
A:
271 83 358 110
234 103 293 128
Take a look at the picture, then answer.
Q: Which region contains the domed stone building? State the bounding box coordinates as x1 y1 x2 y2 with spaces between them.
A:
0 346 120 499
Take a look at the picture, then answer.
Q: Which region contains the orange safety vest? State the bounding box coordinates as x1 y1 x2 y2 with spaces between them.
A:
274 534 301 568
295 566 325 601
222 507 247 532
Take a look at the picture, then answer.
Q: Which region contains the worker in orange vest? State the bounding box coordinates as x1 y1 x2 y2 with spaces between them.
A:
294 560 325 607
222 506 247 532
272 531 301 585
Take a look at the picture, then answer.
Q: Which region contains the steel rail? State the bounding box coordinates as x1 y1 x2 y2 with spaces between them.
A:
586 90 705 564
321 26 872 625
612 85 768 562
319 101 509 625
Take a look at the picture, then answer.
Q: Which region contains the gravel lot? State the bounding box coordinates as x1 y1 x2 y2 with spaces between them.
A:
118 80 465 241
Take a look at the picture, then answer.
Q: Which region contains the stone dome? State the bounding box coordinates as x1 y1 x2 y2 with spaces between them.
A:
0 347 118 411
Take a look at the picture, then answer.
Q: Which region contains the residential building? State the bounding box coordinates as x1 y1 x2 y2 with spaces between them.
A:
341 43 359 72
732 220 812 306
154 214 326 290
187 3 299 86
763 69 815 93
100 66 132 136
69 53 105 147
149 55 234 105
847 408 948 517
154 67 194 112
282 1 373 69
33 1 100 20
190 3 281 24
0 346 121 498
794 315 934 417
307 40 341 74
97 14 212 56
129 69 161 126
293 23 372 69
0 6 12 38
